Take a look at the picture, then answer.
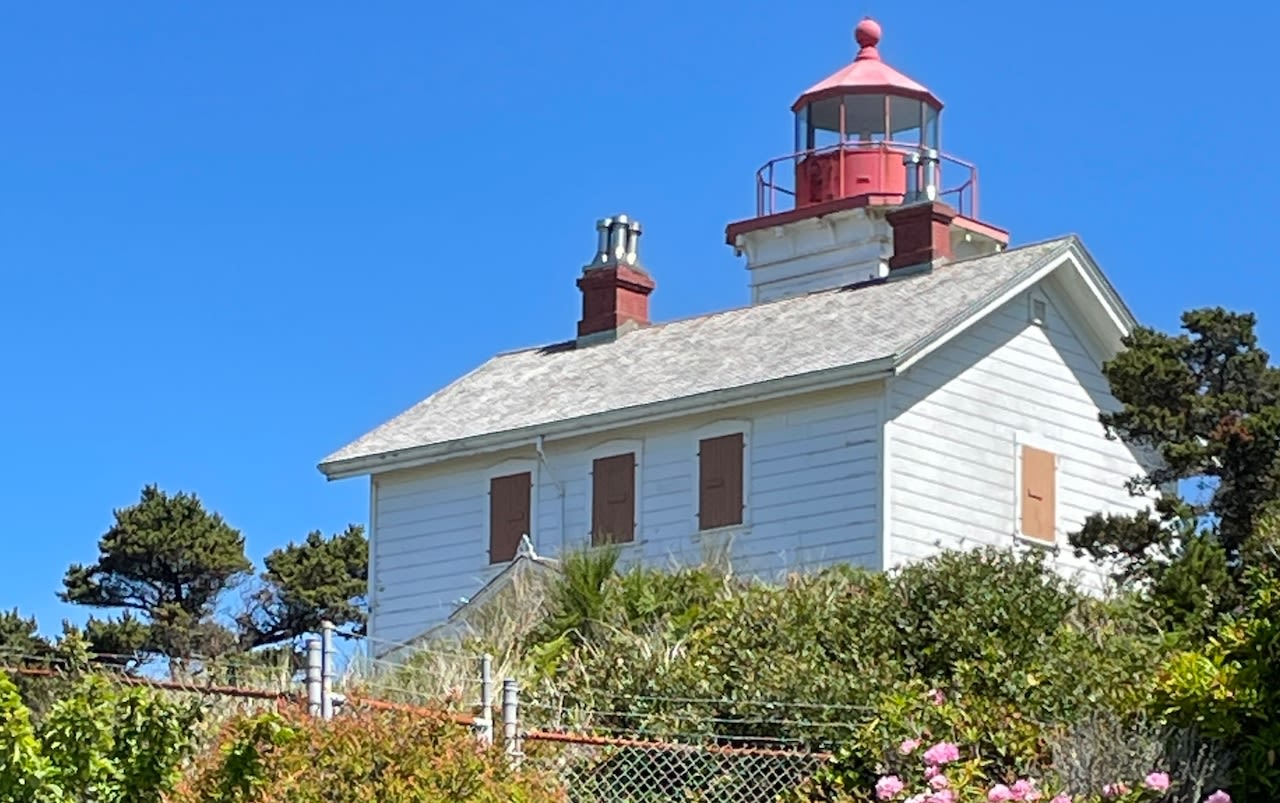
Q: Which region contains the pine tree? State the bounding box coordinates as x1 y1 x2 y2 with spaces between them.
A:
1070 306 1280 613
60 484 251 666
236 524 368 648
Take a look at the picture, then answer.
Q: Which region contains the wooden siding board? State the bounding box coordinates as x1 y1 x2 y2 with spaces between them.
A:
887 282 1150 585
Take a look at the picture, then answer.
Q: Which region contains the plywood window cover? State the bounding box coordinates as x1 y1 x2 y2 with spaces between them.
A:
489 471 532 564
591 452 636 546
699 432 745 531
1019 443 1057 544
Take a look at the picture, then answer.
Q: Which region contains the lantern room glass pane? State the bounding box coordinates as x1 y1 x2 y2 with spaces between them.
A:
887 97 929 145
800 102 840 150
800 94 940 148
795 106 811 151
813 125 840 150
842 94 886 140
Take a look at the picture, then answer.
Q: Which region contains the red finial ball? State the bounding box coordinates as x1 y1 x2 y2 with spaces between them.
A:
854 17 882 50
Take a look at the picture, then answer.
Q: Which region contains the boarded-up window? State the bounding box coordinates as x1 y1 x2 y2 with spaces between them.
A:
591 453 635 546
699 433 744 530
489 472 531 564
1020 445 1056 543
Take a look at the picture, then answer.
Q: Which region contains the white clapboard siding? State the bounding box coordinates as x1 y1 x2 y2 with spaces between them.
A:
534 388 883 580
366 387 884 647
886 280 1151 593
368 463 501 648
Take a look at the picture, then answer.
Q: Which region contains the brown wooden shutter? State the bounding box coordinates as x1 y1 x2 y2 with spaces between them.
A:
698 433 744 530
1020 445 1056 543
489 472 531 564
591 453 635 545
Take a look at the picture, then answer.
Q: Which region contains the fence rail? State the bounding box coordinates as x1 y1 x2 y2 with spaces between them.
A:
754 140 981 218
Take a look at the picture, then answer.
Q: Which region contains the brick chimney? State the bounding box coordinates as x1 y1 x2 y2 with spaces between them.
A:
577 214 655 344
886 200 956 274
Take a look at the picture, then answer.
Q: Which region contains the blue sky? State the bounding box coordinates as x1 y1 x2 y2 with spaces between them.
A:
2 1 1277 636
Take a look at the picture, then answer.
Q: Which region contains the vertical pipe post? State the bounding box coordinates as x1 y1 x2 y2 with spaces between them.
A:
477 654 494 746
838 97 847 198
922 148 939 202
903 151 921 203
320 620 335 721
502 678 521 765
306 638 322 719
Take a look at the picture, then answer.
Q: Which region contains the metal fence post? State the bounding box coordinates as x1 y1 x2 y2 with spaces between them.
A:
502 678 521 765
320 620 335 720
306 638 322 718
475 653 494 745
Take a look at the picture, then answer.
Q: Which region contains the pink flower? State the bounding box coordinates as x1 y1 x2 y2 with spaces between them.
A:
923 764 941 780
923 742 960 765
1012 778 1042 801
988 785 1015 802
929 688 946 705
1049 796 1072 803
899 738 922 755
929 774 949 790
1102 783 1129 799
928 792 956 803
1204 792 1231 803
1144 772 1170 793
876 775 905 800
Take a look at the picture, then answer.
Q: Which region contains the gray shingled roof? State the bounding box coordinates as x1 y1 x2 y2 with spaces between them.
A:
321 237 1072 470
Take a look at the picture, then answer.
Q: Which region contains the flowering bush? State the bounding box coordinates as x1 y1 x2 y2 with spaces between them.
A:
791 729 1233 803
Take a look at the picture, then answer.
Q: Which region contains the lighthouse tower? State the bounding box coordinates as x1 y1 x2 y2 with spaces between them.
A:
726 18 1009 304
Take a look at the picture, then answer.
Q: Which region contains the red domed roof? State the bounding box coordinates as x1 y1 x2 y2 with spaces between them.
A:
792 18 942 112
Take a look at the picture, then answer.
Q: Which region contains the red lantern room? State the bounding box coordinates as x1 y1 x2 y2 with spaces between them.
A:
792 18 942 209
743 18 990 223
726 17 1009 300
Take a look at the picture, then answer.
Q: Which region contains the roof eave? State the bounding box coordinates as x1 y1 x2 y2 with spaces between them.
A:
1063 235 1138 332
317 356 897 480
893 236 1134 376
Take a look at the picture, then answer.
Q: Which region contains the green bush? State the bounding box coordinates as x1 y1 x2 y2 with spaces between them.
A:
1154 562 1280 799
524 546 1166 785
0 671 202 803
173 706 564 803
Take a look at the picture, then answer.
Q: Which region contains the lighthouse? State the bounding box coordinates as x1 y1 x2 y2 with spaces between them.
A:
726 18 1010 304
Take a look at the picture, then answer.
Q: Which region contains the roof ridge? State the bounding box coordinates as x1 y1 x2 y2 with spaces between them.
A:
490 236 1075 358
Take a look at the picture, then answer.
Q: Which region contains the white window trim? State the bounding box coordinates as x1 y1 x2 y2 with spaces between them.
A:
585 438 644 548
483 456 539 565
692 419 752 537
1013 431 1061 550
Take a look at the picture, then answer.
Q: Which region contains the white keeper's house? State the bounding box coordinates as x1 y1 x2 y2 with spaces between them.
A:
319 18 1153 651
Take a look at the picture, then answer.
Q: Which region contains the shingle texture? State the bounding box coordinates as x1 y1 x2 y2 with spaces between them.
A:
321 238 1071 469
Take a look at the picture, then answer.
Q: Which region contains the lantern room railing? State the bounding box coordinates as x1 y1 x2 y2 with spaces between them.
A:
754 141 980 219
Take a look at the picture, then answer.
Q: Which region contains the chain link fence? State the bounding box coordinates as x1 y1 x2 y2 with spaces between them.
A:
3 643 837 802
525 730 829 803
